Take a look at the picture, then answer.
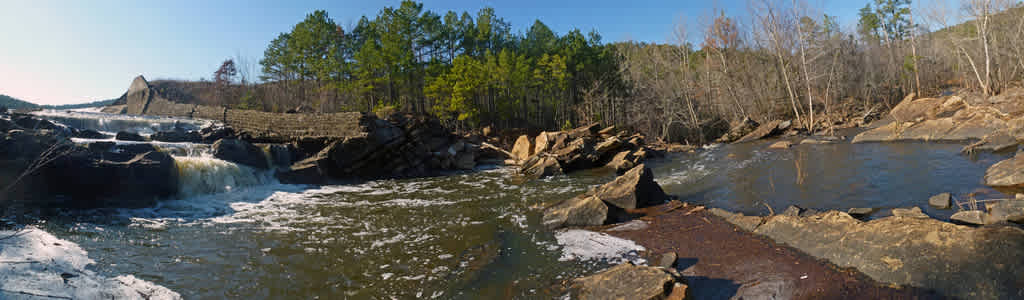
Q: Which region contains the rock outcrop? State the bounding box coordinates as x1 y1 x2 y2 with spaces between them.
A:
716 117 759 143
711 209 1024 299
543 164 667 229
853 89 1024 144
516 124 650 179
570 262 687 300
1 117 179 209
152 129 201 143
276 113 483 183
212 138 268 169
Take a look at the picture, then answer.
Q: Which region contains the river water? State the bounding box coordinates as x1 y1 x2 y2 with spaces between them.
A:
18 111 1014 299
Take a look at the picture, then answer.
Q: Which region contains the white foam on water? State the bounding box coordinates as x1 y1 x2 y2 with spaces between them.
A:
554 229 646 265
0 227 181 300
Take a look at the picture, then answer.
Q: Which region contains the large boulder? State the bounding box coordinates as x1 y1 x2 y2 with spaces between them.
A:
570 262 684 300
593 164 667 210
542 193 609 229
212 138 268 169
553 137 600 172
511 135 533 161
984 153 1024 192
520 154 563 180
733 120 783 143
45 150 179 208
605 151 638 174
717 117 759 143
534 131 569 154
13 116 61 131
742 211 1024 299
200 125 236 143
543 164 666 229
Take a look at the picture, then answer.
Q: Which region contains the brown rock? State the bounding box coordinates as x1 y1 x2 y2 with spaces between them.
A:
542 194 608 229
570 262 677 300
891 207 929 219
984 153 1024 192
593 164 667 210
734 120 783 143
511 135 533 161
767 140 792 149
520 155 563 180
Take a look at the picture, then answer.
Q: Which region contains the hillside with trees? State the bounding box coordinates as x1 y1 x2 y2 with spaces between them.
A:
154 0 1024 145
0 94 39 110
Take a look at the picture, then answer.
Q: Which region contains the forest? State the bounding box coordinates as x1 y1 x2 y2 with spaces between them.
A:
193 0 1024 145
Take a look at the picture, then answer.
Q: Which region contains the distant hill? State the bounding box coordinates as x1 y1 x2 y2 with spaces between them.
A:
0 94 40 110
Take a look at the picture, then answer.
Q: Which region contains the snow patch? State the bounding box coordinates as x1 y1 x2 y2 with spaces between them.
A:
554 229 646 265
0 227 180 300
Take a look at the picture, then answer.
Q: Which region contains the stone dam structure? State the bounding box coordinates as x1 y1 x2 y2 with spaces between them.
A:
103 75 366 142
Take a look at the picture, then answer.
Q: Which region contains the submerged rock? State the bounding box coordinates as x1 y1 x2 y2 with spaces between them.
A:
570 262 684 300
928 193 952 209
212 138 268 169
767 140 792 149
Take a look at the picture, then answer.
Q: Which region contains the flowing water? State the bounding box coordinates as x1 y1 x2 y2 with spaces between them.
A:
16 111 1015 299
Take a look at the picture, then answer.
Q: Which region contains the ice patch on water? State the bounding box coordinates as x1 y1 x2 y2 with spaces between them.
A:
0 227 180 300
554 229 646 265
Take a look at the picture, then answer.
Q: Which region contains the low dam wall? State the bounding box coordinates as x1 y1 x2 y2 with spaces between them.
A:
114 76 367 140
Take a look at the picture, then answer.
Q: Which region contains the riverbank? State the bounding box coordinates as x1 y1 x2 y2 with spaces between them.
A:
601 203 940 299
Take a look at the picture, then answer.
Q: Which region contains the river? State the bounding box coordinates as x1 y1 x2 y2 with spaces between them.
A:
15 110 1014 299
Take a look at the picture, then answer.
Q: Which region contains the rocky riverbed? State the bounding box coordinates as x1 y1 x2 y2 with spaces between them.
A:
4 93 1024 298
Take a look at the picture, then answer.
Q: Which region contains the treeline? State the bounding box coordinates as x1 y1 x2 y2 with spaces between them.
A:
208 0 1024 144
243 1 620 131
0 94 39 110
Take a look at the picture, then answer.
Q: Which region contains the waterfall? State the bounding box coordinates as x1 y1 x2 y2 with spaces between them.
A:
174 155 276 198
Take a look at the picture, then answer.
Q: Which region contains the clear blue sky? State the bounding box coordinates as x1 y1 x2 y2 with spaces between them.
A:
1 0 886 105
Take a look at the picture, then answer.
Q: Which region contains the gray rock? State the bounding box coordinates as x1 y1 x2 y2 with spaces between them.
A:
151 130 201 143
928 193 952 209
891 207 930 219
847 207 877 219
75 129 110 139
115 131 146 142
734 120 783 144
950 210 986 225
986 200 1024 224
657 252 678 269
984 153 1024 192
212 138 268 169
570 262 681 300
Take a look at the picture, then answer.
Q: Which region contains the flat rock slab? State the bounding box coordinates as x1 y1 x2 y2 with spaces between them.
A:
604 205 937 299
985 153 1024 193
750 211 1024 299
570 262 678 300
